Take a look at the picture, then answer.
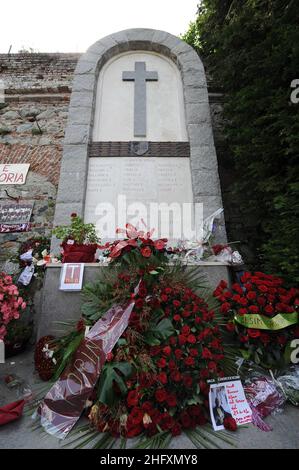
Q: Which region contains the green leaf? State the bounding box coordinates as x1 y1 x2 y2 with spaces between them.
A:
97 362 133 406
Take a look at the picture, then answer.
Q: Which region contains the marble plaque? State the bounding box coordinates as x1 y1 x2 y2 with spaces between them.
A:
84 157 195 240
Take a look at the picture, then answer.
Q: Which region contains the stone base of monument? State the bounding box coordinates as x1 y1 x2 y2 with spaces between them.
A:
37 262 231 339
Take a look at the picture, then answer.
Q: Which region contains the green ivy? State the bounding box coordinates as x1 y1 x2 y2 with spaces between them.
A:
183 0 299 285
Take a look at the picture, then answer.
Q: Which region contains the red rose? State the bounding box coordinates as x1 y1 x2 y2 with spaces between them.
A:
181 325 190 335
126 424 143 438
247 329 261 338
71 213 77 218
195 316 202 324
127 390 140 407
238 308 248 315
171 423 182 436
130 407 143 425
187 334 196 344
174 349 183 359
264 305 274 315
169 336 177 346
171 371 182 382
257 296 266 306
223 416 237 432
157 357 167 368
165 287 172 295
260 333 270 344
208 361 217 371
183 375 193 388
189 348 198 357
247 291 257 300
200 368 209 379
141 246 152 258
178 335 187 345
180 411 192 429
173 300 181 308
259 285 268 293
185 357 195 366
157 372 168 385
162 346 171 356
220 302 231 314
239 297 248 306
160 294 168 302
173 314 181 322
169 359 176 370
226 322 235 332
167 394 177 407
155 388 167 403
202 347 213 359
135 298 144 309
142 401 153 412
249 305 259 314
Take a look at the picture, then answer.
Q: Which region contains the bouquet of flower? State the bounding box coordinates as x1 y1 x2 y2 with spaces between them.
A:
214 272 299 367
0 273 27 341
34 224 236 448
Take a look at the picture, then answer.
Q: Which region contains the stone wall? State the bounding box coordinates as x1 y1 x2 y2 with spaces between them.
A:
0 51 246 266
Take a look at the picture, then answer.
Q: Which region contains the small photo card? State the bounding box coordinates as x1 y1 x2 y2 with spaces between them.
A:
59 263 84 291
209 377 252 431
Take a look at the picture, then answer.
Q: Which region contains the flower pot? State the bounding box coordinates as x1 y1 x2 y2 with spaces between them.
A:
61 243 98 263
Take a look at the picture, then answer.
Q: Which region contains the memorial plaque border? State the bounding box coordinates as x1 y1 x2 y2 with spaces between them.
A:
88 141 190 158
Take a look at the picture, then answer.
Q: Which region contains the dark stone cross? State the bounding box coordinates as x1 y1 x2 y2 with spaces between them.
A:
122 61 158 138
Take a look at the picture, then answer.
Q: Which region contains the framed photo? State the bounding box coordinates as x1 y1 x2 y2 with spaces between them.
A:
59 263 84 291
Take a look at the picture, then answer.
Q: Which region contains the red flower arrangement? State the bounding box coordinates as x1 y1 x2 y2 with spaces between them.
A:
214 272 299 367
86 279 225 439
0 273 26 341
100 223 169 261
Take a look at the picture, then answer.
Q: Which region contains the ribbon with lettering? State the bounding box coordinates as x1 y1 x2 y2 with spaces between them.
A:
37 301 135 439
234 312 298 330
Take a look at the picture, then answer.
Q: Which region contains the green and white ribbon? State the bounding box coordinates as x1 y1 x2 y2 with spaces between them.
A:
234 312 298 330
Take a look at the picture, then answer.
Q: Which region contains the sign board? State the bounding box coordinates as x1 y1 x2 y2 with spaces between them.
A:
0 164 30 185
0 202 33 233
209 377 252 431
59 263 84 291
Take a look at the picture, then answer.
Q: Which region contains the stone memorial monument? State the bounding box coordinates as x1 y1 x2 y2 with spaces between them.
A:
38 28 228 337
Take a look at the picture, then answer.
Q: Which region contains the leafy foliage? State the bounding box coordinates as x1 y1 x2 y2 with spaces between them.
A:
183 0 299 285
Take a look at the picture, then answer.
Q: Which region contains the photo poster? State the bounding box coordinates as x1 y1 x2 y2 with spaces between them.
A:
208 376 252 431
59 263 85 291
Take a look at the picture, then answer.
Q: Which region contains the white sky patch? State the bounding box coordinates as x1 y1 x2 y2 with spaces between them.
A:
0 0 199 53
